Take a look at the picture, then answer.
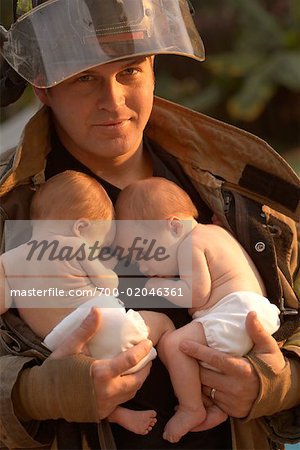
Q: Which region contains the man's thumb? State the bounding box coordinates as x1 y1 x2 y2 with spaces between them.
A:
50 307 102 359
245 311 278 354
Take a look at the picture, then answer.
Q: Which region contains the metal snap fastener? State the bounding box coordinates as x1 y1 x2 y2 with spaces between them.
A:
255 242 265 252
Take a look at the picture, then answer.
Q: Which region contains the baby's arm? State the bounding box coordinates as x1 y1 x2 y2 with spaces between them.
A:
101 253 118 271
145 241 212 310
79 257 119 291
0 256 12 314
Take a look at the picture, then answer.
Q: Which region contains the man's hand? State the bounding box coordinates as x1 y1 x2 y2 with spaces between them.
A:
191 404 228 432
180 311 284 423
245 311 285 372
50 307 152 419
49 306 102 359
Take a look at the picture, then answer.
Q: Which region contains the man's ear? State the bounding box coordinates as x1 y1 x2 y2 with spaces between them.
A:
148 56 155 90
167 216 183 237
73 218 91 237
33 87 50 105
150 55 155 68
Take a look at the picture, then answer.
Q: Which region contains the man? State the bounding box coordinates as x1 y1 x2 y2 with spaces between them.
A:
0 1 299 449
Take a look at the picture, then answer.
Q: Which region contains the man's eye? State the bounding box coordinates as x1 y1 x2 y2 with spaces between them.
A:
122 68 138 76
77 74 94 82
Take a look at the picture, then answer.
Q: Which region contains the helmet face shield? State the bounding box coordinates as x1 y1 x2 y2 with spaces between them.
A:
0 0 205 88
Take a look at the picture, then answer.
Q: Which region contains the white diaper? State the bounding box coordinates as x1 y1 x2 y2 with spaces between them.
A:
44 296 157 374
192 291 280 356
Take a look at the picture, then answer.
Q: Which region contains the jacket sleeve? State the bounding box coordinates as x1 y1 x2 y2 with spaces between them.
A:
0 353 99 448
0 355 53 449
243 327 300 443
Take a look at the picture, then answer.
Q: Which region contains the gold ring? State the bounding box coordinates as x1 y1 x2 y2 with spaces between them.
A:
210 388 216 400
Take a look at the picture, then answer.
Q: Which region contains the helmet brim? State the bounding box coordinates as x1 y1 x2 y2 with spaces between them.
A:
0 0 205 88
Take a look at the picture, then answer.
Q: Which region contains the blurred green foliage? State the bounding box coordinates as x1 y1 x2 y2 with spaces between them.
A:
157 0 300 115
202 0 300 121
156 0 300 157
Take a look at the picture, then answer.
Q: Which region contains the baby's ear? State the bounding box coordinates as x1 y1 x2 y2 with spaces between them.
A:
73 218 91 237
167 216 183 237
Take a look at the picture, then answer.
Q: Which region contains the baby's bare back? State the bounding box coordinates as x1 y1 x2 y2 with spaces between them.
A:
193 224 266 309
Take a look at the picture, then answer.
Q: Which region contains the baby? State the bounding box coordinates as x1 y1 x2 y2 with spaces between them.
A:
114 177 281 443
0 170 174 436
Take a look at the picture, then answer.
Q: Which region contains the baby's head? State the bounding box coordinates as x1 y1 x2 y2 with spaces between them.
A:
115 178 198 277
115 177 198 221
31 170 113 221
30 171 115 245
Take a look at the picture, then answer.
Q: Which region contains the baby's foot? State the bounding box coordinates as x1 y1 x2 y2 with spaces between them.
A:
108 407 157 435
163 406 206 443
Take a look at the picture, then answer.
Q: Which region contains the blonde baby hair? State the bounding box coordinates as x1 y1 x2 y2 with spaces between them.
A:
115 177 198 220
30 170 113 220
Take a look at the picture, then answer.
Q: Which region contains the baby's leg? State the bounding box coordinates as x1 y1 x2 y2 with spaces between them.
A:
106 311 173 435
108 406 157 435
160 322 208 443
138 310 175 345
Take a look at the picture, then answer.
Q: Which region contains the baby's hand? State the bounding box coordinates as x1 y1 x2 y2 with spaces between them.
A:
144 277 161 291
211 214 223 226
102 255 118 271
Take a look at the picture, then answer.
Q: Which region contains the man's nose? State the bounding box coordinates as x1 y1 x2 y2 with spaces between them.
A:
97 78 125 111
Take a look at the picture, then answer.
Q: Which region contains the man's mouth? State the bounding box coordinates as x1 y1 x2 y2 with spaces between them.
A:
95 119 131 128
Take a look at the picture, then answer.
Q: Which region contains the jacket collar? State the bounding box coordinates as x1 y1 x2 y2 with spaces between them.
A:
1 96 299 219
0 105 50 194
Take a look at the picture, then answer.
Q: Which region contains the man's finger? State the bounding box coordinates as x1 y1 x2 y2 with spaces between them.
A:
245 311 279 354
109 340 153 377
191 404 228 432
179 340 237 374
118 363 152 399
246 311 285 372
201 370 230 393
50 307 102 359
202 394 214 408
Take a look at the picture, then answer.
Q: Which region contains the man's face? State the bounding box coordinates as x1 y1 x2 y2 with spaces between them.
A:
35 57 155 162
